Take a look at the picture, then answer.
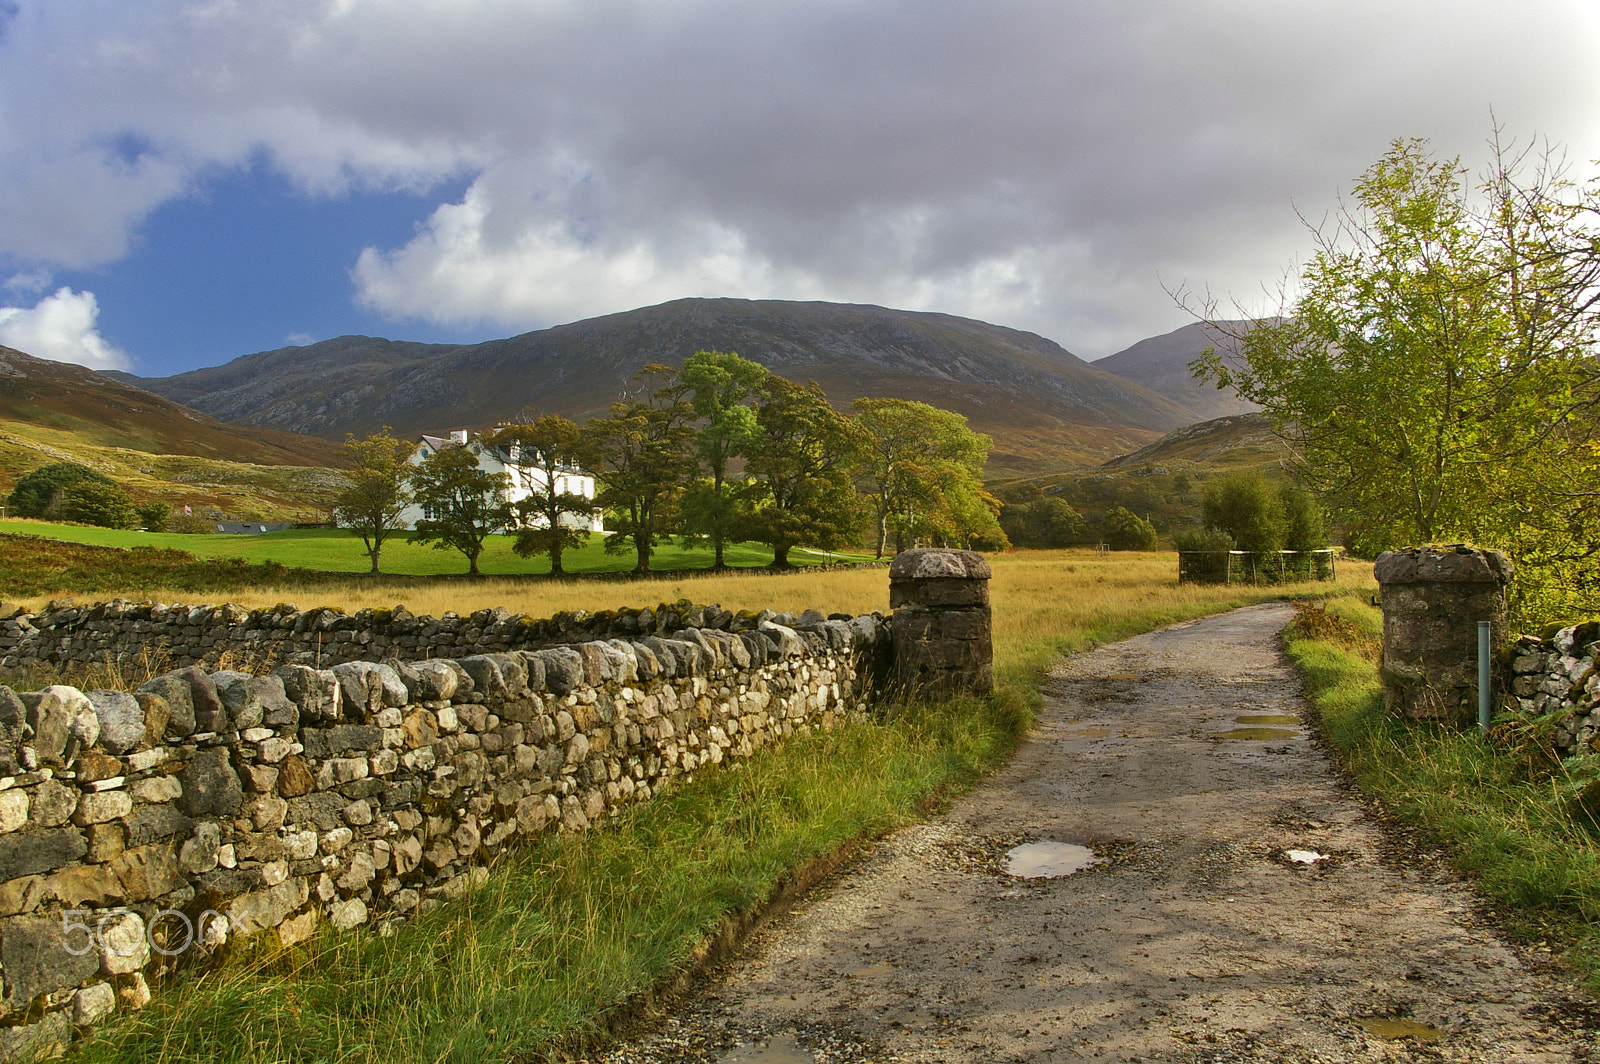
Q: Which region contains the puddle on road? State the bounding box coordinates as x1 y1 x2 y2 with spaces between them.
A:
717 1032 814 1063
848 962 895 978
1358 1018 1444 1042
1217 727 1299 741
1006 841 1103 878
1234 714 1299 725
1062 726 1112 739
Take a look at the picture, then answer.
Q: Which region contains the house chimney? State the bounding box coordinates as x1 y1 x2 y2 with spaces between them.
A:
450 429 469 445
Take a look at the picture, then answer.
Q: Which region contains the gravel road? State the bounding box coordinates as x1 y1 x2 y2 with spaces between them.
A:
591 604 1600 1063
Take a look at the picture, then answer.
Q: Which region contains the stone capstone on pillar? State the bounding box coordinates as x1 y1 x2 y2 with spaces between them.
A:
889 548 994 699
1373 545 1514 724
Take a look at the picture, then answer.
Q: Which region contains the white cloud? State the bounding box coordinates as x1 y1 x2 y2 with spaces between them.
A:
3 1 1600 353
0 288 130 370
4 269 52 297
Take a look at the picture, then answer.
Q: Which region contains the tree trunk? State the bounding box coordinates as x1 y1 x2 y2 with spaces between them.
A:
468 551 481 577
712 530 725 570
874 512 888 559
771 543 791 568
369 549 381 574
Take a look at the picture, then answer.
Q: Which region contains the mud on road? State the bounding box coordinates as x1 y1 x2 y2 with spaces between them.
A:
591 604 1600 1063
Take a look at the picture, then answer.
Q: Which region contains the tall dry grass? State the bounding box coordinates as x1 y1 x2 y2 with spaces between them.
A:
17 550 1374 684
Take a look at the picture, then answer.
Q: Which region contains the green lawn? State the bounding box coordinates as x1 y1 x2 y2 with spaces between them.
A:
0 520 873 576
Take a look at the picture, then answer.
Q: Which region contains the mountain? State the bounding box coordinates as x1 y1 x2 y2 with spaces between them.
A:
0 346 341 467
115 298 1201 477
0 345 347 520
1091 320 1261 422
1102 412 1287 470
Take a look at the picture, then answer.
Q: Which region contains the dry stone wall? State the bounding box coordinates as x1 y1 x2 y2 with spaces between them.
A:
0 610 888 1058
1506 621 1600 758
0 598 799 675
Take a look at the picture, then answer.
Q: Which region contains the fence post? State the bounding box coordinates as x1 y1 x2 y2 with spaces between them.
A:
889 548 994 699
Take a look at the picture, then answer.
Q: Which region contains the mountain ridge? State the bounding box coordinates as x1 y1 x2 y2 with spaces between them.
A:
116 298 1202 477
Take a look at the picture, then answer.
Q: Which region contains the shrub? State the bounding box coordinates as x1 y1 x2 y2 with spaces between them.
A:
1102 506 1158 550
136 502 171 532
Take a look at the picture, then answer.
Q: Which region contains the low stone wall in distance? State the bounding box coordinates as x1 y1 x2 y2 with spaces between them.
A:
1507 622 1600 758
0 612 889 1057
0 598 828 675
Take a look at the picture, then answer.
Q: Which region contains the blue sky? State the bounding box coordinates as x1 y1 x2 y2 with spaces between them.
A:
2 1 1598 379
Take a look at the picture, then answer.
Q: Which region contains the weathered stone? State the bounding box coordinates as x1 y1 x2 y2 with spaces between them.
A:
300 725 384 760
86 689 145 753
134 690 172 744
537 647 584 695
0 825 86 882
0 1008 71 1059
227 876 311 936
0 875 48 917
1 913 100 1006
328 896 368 931
179 821 223 875
26 685 97 765
0 789 28 833
277 755 315 798
407 660 459 702
178 747 243 817
45 863 124 906
459 656 507 700
74 980 117 1025
84 821 125 864
136 674 194 737
273 665 330 723
110 841 182 901
71 789 133 827
120 803 192 846
335 850 376 893
28 779 76 828
98 909 148 973
277 908 317 948
244 763 280 794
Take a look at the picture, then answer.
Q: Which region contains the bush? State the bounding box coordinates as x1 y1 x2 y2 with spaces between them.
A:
1102 506 1158 550
8 462 116 520
59 479 135 529
136 502 171 532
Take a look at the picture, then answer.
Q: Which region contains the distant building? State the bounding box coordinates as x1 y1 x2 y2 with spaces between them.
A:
396 429 604 533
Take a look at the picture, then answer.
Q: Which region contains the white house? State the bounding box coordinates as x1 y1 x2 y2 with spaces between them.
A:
398 429 604 532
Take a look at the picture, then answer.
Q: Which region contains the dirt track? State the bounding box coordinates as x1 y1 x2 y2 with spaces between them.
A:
595 604 1600 1063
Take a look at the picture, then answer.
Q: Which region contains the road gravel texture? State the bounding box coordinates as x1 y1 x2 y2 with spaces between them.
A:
593 604 1600 1063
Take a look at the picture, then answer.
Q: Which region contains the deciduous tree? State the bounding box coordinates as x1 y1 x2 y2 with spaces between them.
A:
408 445 512 576
736 378 865 567
852 398 996 555
7 462 131 527
485 415 595 576
1192 135 1600 618
583 365 695 573
679 350 768 568
332 428 415 574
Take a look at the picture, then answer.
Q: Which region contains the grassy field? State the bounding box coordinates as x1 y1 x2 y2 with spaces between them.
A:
0 519 871 580
64 555 1373 1063
1284 595 1600 992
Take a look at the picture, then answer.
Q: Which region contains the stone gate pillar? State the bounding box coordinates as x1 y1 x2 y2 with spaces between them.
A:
889 548 993 698
1373 545 1513 724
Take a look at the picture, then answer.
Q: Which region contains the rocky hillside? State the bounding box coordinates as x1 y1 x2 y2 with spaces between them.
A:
1092 320 1261 422
116 298 1200 477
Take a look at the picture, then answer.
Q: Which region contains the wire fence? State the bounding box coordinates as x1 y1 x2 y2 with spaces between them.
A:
1177 548 1339 585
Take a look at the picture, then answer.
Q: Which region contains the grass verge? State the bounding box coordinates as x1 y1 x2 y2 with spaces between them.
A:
1283 595 1600 992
